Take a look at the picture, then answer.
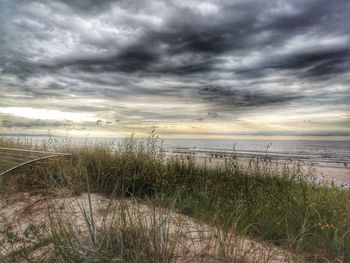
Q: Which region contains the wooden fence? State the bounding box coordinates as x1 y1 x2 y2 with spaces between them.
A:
0 147 71 177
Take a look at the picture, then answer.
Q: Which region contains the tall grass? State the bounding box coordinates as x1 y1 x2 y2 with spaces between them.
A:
0 135 349 262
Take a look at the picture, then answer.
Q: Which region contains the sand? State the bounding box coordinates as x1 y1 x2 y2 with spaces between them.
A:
0 192 302 262
312 165 350 188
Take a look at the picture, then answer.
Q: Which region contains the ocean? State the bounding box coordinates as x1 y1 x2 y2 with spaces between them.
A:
163 138 350 167
2 136 350 167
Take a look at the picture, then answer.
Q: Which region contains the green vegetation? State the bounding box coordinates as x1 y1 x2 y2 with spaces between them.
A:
0 135 349 262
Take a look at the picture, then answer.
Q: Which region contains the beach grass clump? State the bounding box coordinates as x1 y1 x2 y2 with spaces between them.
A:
0 135 349 262
1 192 290 262
0 193 179 262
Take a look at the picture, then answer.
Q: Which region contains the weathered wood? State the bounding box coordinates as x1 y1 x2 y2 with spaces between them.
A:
0 147 72 176
0 147 69 156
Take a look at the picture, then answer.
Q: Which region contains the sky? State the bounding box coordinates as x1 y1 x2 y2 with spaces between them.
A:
0 0 349 140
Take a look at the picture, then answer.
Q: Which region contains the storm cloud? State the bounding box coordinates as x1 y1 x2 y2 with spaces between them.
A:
0 0 349 138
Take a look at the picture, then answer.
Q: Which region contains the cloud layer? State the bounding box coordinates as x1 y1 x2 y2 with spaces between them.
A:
0 0 349 138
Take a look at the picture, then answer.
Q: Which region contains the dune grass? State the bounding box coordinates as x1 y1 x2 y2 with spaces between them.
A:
0 135 349 262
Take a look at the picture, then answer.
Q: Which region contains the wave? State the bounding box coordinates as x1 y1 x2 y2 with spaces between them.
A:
165 146 350 166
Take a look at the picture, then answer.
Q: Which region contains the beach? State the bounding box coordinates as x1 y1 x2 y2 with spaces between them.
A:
1 136 350 261
169 154 350 189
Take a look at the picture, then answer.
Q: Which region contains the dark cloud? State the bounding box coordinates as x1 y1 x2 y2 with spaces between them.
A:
0 0 349 137
96 119 104 126
2 0 349 78
207 112 218 118
198 86 303 110
2 120 12 128
260 48 350 79
160 129 350 137
1 119 70 128
54 0 117 12
52 47 160 73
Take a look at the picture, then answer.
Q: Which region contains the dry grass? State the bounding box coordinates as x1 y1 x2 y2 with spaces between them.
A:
0 192 299 263
0 134 349 262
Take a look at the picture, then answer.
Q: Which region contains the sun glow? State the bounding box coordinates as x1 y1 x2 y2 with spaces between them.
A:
0 107 96 122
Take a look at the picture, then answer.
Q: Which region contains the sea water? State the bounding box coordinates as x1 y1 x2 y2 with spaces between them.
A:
2 135 350 167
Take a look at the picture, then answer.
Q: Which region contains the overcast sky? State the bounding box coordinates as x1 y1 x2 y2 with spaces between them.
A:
0 0 349 139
